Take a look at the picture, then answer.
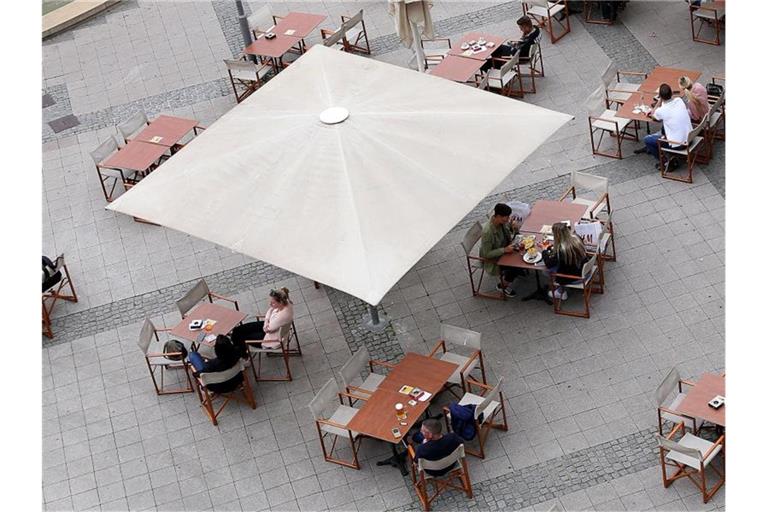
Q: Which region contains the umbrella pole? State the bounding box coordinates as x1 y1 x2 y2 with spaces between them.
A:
410 20 426 73
362 304 389 332
234 0 256 63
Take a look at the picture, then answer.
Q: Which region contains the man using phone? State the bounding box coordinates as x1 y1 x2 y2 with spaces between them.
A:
638 83 692 172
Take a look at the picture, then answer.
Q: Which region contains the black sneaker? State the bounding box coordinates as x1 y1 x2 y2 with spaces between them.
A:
633 147 647 155
496 284 517 297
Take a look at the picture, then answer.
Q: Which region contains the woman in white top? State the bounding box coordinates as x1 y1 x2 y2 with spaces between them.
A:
231 288 294 349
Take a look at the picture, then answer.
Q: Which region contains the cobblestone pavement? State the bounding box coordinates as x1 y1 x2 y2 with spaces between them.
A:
41 2 726 511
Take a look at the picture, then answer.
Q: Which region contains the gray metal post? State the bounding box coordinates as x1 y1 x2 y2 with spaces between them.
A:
362 304 389 332
234 0 256 62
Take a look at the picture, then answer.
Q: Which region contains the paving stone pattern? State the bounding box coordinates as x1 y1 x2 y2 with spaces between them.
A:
389 428 658 511
325 287 404 363
579 17 658 73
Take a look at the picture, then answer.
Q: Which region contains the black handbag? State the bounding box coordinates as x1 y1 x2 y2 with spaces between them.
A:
706 83 724 98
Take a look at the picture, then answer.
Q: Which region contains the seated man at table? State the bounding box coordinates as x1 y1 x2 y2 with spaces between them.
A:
480 203 521 297
412 419 463 476
492 16 540 64
638 83 692 172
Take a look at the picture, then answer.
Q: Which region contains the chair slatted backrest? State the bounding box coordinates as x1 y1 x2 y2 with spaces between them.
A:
655 367 681 406
572 171 608 196
655 433 702 461
200 361 243 386
500 53 519 79
339 347 369 388
308 378 340 420
475 377 504 421
581 252 598 281
461 222 483 256
90 136 119 165
117 112 149 142
248 5 274 33
323 27 345 47
177 279 210 317
441 324 482 350
418 444 465 473
600 64 618 89
224 59 259 80
687 114 708 144
137 318 157 355
707 94 724 125
342 9 364 31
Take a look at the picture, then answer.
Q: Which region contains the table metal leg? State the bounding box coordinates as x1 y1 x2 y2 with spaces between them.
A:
376 442 408 476
521 271 552 304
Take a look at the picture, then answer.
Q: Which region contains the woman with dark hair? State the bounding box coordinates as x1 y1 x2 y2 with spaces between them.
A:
542 222 588 301
188 335 244 393
231 288 294 349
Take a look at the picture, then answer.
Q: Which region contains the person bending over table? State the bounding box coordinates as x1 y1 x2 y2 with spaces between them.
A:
231 287 293 349
678 75 709 124
635 83 692 173
542 222 588 302
484 15 540 71
411 419 463 477
480 203 522 297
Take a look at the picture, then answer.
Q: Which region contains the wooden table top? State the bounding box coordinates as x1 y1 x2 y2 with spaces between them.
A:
676 373 725 427
274 12 326 39
615 91 658 122
100 140 168 173
347 353 457 444
429 55 484 82
448 32 507 61
498 233 550 271
169 302 247 343
639 66 702 94
520 200 589 235
133 115 198 148
244 33 301 59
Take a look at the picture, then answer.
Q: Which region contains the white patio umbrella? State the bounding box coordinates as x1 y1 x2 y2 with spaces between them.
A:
107 46 571 319
388 0 435 72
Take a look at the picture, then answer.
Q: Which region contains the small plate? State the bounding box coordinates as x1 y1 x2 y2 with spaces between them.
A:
523 252 542 264
486 41 495 47
478 39 486 45
468 40 476 45
460 43 470 50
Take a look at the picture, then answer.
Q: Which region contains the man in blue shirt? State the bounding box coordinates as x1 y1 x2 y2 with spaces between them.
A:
413 419 463 476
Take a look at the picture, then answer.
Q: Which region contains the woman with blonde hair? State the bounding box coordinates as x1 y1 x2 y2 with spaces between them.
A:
231 287 293 349
543 222 587 301
678 76 708 124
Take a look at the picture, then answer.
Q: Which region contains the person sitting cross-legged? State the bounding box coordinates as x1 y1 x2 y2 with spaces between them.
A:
480 203 522 297
636 83 692 172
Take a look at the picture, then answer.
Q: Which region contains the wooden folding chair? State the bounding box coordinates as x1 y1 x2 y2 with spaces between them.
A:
560 171 617 261
658 115 709 184
487 54 524 98
338 346 393 404
421 37 452 69
689 0 725 46
247 324 292 382
193 360 255 426
428 324 486 395
444 378 508 459
308 378 367 469
584 0 614 25
588 108 638 160
550 251 604 319
224 56 273 103
518 36 544 94
522 0 571 44
461 221 506 300
705 93 725 159
42 254 78 338
136 318 194 395
176 279 240 318
408 443 473 511
90 136 141 203
656 422 725 503
655 367 700 435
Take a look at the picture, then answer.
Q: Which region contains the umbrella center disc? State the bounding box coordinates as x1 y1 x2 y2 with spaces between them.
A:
319 107 349 125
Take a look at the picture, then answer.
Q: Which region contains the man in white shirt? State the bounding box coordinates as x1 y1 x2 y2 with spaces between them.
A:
639 83 692 170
